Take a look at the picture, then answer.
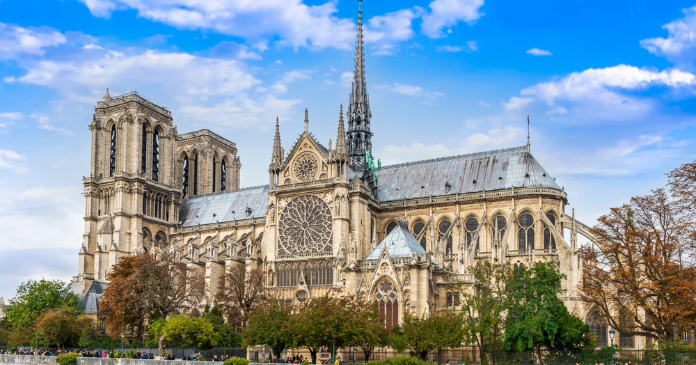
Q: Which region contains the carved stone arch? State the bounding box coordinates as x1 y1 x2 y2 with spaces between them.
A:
384 220 398 235
154 230 167 250
142 227 153 253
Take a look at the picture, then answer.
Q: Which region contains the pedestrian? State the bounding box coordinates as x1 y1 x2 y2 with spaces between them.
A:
446 360 451 365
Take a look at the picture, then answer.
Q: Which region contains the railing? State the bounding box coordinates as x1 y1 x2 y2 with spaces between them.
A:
277 252 333 260
474 250 491 259
444 254 456 261
275 178 336 191
98 91 172 116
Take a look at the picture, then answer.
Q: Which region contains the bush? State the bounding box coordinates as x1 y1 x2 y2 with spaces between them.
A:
368 356 431 365
463 354 471 365
56 353 80 365
224 357 250 365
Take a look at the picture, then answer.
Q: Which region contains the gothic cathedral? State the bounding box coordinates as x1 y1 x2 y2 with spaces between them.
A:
73 1 597 328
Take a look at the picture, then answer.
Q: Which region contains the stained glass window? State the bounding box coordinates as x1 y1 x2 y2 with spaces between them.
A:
152 130 159 181
518 213 535 250
109 125 116 177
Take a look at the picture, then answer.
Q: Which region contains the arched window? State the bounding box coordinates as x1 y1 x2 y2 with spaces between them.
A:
518 213 535 250
212 157 217 193
152 130 159 181
141 124 147 173
182 156 189 198
193 155 198 196
492 214 506 242
221 160 227 191
465 217 479 251
376 280 398 328
544 212 557 251
588 308 608 347
619 310 636 348
386 222 397 235
110 125 117 177
412 221 426 250
439 219 453 255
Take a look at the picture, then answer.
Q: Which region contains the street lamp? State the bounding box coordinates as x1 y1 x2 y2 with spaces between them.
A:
609 328 616 365
121 333 125 354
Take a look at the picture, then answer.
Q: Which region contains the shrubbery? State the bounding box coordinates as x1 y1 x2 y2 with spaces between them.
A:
368 356 431 365
223 357 250 365
56 353 79 365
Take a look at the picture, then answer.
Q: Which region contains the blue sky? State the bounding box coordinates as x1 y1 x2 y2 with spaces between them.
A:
1 0 696 299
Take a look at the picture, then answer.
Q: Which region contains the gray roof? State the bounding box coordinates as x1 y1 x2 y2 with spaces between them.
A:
81 280 108 313
375 146 560 202
365 222 426 260
180 185 269 227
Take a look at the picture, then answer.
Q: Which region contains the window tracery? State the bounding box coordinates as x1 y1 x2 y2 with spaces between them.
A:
375 279 398 328
109 125 116 177
518 213 535 250
152 130 159 181
193 155 198 196
293 152 319 182
544 212 557 250
182 156 189 198
141 124 147 173
221 160 227 191
465 217 479 251
412 220 426 249
212 157 217 193
276 260 333 287
278 195 333 258
439 219 453 255
492 214 506 242
386 222 397 235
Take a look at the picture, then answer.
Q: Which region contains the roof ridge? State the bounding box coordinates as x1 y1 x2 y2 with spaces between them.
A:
188 184 270 199
377 145 528 171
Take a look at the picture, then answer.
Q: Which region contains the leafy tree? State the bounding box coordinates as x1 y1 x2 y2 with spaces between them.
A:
294 296 357 363
203 307 242 348
402 312 464 361
5 279 80 345
402 314 434 360
34 307 92 349
215 264 267 331
243 300 294 360
504 262 588 362
387 326 409 354
582 178 696 342
456 262 510 360
350 301 388 361
78 330 94 349
100 254 204 341
0 319 9 346
161 315 216 349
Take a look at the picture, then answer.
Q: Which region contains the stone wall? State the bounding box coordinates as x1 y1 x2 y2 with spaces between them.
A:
0 355 57 365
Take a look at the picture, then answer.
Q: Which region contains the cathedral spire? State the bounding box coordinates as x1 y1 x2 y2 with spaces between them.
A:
527 115 531 152
335 104 348 157
346 0 372 171
271 117 283 169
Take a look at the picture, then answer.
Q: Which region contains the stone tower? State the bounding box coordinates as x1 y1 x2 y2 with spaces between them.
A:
346 0 373 171
77 91 181 294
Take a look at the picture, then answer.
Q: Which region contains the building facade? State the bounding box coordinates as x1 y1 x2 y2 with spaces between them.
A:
71 0 620 349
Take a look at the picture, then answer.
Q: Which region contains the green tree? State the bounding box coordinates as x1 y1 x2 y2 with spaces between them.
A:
504 262 589 362
350 301 388 361
34 307 92 349
388 326 409 354
294 296 357 363
161 315 216 349
5 279 81 346
456 262 510 360
402 312 464 361
243 300 294 360
204 307 242 348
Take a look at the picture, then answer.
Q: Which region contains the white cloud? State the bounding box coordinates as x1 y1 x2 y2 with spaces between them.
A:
179 94 300 129
503 96 534 110
0 186 83 250
7 49 261 100
342 71 354 88
460 127 521 152
32 114 74 135
421 0 485 39
365 8 423 49
271 70 312 94
437 40 478 53
0 149 27 174
0 112 23 129
504 65 696 121
526 48 552 56
78 0 358 50
0 22 66 60
601 135 663 159
379 142 452 165
376 83 445 100
479 101 490 107
641 6 696 69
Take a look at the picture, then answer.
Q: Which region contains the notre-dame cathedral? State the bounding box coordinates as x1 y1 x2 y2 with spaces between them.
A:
72 0 605 343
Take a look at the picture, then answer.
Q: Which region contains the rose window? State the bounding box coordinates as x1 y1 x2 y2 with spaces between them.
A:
293 152 319 182
278 195 333 257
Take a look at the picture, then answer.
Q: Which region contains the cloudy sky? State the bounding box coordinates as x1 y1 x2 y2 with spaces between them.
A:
1 0 696 299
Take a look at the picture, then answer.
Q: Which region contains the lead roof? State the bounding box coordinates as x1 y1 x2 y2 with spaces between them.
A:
179 185 269 227
365 222 426 260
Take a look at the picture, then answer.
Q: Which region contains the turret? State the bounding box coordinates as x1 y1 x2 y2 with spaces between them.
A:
331 105 350 179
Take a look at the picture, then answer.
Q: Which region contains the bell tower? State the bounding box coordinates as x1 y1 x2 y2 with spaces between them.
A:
346 0 373 171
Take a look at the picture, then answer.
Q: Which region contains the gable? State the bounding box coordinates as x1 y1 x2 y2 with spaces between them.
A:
280 133 331 185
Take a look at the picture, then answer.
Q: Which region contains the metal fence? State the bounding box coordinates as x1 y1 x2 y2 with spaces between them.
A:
0 347 246 361
483 350 696 365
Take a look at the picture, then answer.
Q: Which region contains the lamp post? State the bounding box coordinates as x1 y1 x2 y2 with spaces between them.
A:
609 328 616 365
120 333 125 354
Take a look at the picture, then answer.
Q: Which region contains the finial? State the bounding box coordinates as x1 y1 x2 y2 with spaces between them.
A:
304 108 309 133
103 88 111 102
526 115 530 152
276 116 279 126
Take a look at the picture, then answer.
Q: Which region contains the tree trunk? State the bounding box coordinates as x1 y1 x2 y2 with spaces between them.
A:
419 351 428 360
361 346 374 362
310 349 318 364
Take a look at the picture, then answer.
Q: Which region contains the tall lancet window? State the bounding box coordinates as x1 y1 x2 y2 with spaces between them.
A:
152 130 159 181
212 157 217 193
193 155 198 196
544 212 557 251
221 160 226 191
109 125 117 177
182 156 189 198
141 124 147 173
518 213 535 250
